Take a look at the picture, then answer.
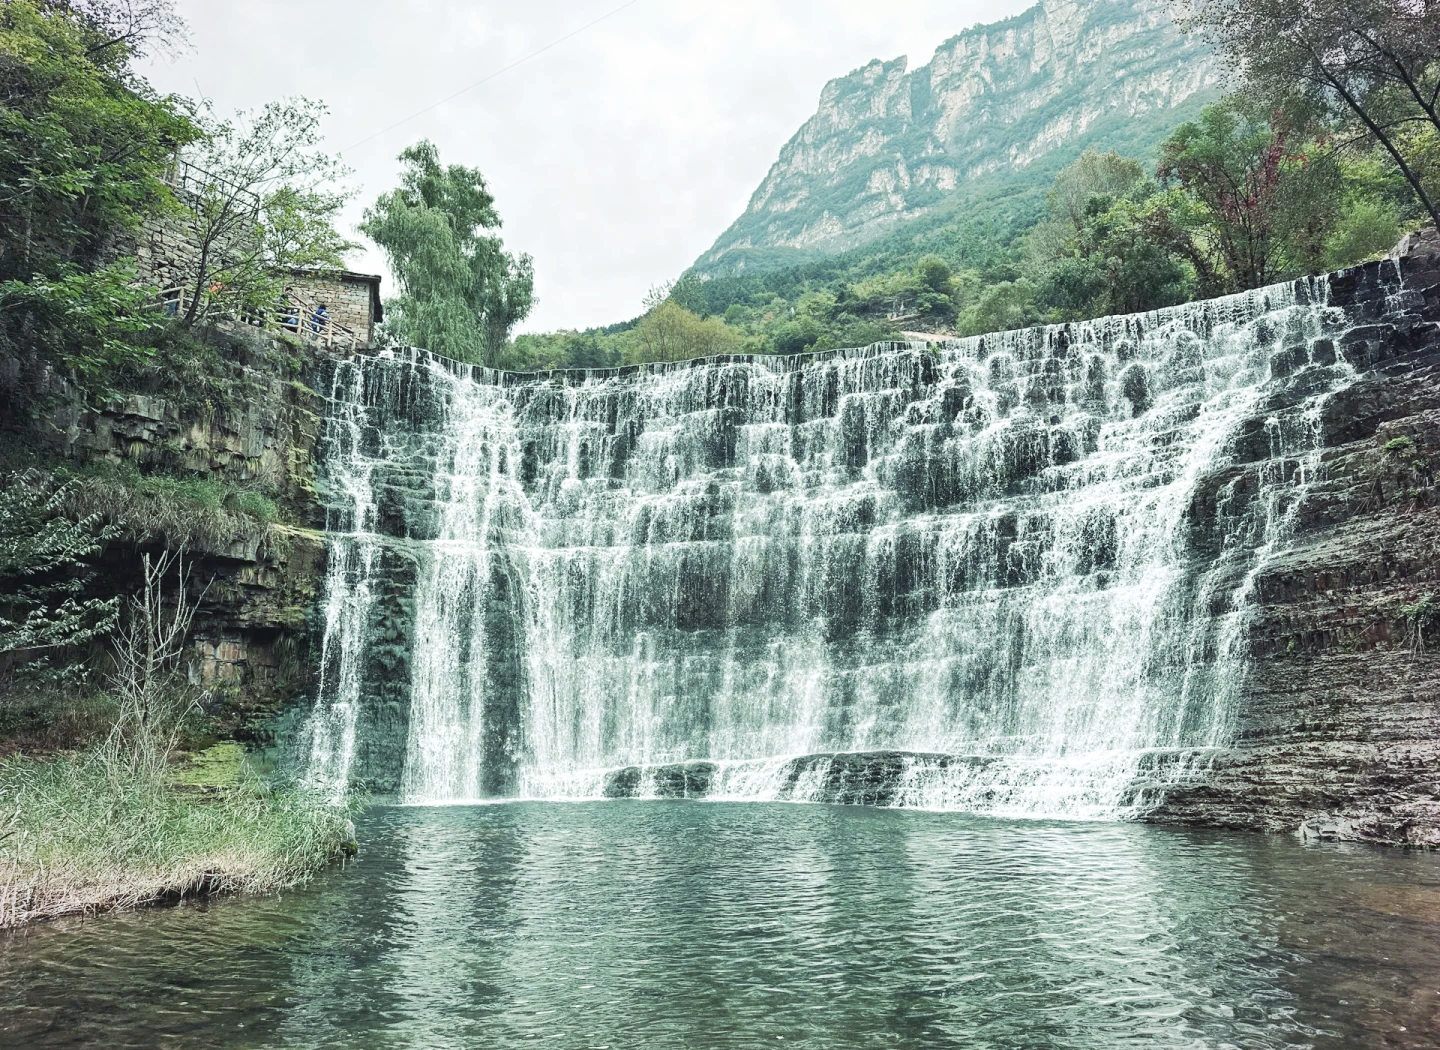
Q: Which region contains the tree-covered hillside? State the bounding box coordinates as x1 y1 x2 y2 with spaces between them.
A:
505 90 1425 374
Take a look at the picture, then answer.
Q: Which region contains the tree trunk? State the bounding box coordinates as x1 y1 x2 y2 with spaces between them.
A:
1315 47 1440 231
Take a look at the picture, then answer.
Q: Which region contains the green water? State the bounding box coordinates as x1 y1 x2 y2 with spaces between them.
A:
3 802 1438 1048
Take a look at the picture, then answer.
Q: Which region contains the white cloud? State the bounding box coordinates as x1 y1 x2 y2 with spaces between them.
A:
141 0 1032 331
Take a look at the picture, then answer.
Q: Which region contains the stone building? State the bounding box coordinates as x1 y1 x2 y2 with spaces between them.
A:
284 270 384 347
114 163 384 348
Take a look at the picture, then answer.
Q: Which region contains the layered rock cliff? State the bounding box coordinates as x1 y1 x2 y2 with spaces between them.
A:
0 329 331 739
696 0 1218 273
1147 246 1440 846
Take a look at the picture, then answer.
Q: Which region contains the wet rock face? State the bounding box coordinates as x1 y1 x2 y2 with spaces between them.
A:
603 752 979 807
307 244 1440 842
1145 249 1440 845
604 761 719 799
0 330 333 740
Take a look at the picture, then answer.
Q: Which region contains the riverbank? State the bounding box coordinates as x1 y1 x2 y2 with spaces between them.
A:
0 745 354 929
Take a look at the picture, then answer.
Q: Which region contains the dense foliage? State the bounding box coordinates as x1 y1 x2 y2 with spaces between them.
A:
1178 0 1440 231
0 9 362 906
362 140 535 367
0 0 194 374
0 3 368 376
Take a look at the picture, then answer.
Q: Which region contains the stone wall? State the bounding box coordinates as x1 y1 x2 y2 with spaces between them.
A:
286 273 379 346
118 204 252 297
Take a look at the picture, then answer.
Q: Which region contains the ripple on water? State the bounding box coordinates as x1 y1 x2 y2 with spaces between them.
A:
2 802 1440 1049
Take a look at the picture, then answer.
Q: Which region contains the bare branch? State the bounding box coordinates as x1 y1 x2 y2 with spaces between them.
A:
104 550 211 778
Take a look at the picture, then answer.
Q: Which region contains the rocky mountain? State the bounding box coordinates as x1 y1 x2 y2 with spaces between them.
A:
695 0 1220 275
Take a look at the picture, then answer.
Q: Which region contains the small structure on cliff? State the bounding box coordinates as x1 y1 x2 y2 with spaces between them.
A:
284 269 384 348
121 161 384 350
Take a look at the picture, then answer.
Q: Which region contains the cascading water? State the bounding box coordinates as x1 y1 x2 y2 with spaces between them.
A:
300 359 382 802
302 274 1373 816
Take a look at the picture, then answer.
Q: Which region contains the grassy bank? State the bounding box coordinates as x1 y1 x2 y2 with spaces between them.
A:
0 745 354 928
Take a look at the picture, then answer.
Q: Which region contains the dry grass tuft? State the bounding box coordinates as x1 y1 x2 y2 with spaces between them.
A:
0 749 354 928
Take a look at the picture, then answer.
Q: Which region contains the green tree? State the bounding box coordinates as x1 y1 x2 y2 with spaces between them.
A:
1027 151 1149 277
915 255 952 295
179 98 356 326
0 471 119 688
1325 195 1403 269
362 140 534 366
505 329 619 371
622 300 742 363
0 0 194 275
0 0 196 373
1040 194 1203 318
913 255 957 322
1157 100 1302 290
1179 0 1440 231
1046 150 1148 235
957 280 1040 336
1156 98 1406 289
559 332 618 370
1026 150 1208 319
0 260 156 376
766 313 825 355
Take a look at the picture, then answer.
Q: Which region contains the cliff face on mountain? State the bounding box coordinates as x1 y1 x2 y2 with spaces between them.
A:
696 0 1219 274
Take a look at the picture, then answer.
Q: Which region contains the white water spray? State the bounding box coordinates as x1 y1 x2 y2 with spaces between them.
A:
303 277 1368 815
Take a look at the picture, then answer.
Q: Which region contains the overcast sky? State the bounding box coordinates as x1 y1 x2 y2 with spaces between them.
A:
140 0 1032 332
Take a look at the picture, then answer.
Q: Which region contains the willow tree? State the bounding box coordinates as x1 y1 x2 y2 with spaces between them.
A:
361 141 534 366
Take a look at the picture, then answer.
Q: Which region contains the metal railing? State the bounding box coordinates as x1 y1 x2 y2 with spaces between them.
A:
162 159 262 216
151 286 366 352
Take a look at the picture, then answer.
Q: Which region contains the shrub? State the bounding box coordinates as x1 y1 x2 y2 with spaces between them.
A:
229 490 279 525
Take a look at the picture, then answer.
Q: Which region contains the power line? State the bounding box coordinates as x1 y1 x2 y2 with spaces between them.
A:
339 0 644 156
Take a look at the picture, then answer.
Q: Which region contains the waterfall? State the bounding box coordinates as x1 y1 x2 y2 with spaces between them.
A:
302 275 1369 816
300 358 382 801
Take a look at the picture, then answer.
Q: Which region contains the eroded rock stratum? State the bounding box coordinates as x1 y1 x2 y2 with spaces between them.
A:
300 237 1440 848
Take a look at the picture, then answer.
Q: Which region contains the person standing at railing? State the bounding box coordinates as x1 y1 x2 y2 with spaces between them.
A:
280 288 300 332
311 302 329 335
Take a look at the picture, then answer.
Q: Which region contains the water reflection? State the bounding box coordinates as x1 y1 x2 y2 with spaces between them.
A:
2 803 1439 1048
